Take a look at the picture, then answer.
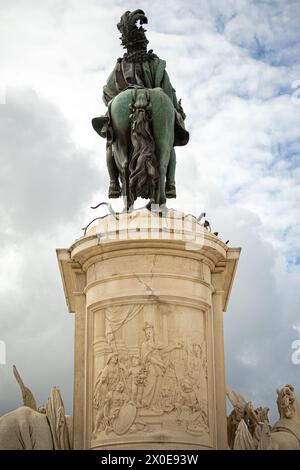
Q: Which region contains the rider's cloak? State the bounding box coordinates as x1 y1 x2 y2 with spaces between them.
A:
92 57 189 147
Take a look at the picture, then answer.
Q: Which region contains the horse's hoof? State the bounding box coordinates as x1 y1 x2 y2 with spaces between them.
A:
158 204 168 217
146 201 154 211
146 202 168 217
165 183 176 198
122 205 134 214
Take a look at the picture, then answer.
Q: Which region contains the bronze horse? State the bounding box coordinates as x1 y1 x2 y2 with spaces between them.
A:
92 10 189 211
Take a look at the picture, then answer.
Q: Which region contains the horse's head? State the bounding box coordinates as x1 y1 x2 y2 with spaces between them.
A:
276 384 299 419
117 10 149 53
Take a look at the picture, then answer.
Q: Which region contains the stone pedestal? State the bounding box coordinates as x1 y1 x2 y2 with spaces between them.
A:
57 209 240 450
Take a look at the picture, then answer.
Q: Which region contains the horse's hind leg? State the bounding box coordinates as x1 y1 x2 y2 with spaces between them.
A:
149 88 175 210
166 148 176 198
113 137 133 211
106 143 121 198
123 166 134 212
111 90 134 211
155 144 171 209
111 127 134 211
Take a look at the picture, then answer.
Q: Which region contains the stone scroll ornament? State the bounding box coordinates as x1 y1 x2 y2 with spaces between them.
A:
92 319 210 439
91 10 189 211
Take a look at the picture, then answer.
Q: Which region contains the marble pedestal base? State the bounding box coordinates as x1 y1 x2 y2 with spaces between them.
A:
57 209 240 450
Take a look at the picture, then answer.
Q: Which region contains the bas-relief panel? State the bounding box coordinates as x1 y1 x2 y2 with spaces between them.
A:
90 304 211 446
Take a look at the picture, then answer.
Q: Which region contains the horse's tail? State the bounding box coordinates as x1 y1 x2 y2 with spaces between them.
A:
129 88 158 200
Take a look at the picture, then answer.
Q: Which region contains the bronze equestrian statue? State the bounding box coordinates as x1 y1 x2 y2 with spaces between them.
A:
92 10 189 211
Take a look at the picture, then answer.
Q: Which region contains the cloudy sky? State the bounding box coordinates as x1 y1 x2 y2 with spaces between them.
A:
0 0 299 424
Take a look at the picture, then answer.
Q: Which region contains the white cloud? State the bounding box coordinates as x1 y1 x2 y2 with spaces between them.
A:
0 0 299 424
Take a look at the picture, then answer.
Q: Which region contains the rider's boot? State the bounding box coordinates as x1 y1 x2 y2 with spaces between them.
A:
108 180 121 198
165 182 176 198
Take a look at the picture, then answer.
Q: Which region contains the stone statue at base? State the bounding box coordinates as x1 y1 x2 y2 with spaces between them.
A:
227 384 300 450
0 366 72 450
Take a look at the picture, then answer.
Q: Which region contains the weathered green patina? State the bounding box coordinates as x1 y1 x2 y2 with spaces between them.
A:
92 10 189 210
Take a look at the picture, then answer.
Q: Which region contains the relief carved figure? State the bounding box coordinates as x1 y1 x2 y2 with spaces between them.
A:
186 341 208 414
92 320 210 439
140 322 183 413
140 322 166 412
160 356 180 413
176 378 209 435
102 381 128 433
127 355 148 407
93 353 126 433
